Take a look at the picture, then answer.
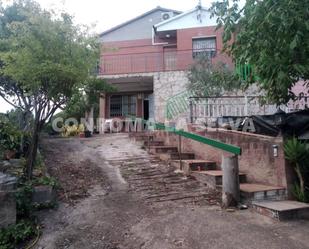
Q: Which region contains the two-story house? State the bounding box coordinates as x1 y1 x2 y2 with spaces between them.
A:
98 5 233 124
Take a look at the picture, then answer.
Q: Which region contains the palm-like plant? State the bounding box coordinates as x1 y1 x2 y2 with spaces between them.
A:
284 137 309 201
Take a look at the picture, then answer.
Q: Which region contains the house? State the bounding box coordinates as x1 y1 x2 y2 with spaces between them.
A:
98 5 233 124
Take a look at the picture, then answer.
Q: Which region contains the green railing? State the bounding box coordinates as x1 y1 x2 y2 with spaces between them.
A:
125 116 242 155
165 91 193 120
235 62 258 81
154 122 242 155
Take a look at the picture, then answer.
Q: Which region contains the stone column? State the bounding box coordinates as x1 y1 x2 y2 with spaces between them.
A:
99 93 106 119
99 93 107 134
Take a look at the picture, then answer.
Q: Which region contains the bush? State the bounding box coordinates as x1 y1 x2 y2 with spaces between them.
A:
0 116 22 151
0 220 37 249
61 124 84 137
284 137 309 202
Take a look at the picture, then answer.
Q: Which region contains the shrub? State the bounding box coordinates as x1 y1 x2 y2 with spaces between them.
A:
0 220 37 249
284 137 309 202
61 124 85 137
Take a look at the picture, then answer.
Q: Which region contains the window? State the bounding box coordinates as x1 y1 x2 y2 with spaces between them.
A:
110 95 136 117
122 95 136 116
192 37 216 59
110 95 122 117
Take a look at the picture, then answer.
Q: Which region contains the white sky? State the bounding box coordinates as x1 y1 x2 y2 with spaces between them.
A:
0 0 244 113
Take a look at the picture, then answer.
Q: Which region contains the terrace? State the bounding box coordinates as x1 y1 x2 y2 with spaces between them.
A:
99 49 233 76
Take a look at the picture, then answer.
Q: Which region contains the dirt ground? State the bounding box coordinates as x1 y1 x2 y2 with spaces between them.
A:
36 134 309 249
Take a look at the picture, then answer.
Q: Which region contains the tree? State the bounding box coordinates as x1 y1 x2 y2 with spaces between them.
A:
0 0 100 178
64 78 116 122
187 56 244 96
210 0 309 104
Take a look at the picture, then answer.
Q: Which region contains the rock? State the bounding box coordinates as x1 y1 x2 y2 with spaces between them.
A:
9 159 22 168
0 173 17 191
0 160 11 172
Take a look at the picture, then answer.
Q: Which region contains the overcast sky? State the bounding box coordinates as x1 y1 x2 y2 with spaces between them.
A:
0 0 243 113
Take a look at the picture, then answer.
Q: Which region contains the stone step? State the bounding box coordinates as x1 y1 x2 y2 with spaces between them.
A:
144 140 165 147
240 183 287 203
170 160 217 174
149 146 178 154
252 200 309 221
129 132 154 139
159 152 195 161
192 170 247 189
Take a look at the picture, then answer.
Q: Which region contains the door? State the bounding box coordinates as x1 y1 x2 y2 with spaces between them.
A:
143 99 149 120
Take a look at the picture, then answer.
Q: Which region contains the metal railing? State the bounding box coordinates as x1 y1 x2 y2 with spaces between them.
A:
189 96 279 123
154 122 242 155
126 116 242 155
99 49 232 75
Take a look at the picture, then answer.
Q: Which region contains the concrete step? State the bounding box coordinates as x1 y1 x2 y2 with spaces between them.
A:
149 146 178 154
240 183 287 203
159 152 195 161
252 200 309 221
129 132 154 139
192 170 246 189
170 160 217 173
144 140 165 147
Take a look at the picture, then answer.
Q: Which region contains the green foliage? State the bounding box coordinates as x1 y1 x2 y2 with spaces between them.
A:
15 180 33 218
292 183 309 203
61 124 84 137
64 78 116 121
284 137 308 165
0 220 37 249
210 0 309 104
0 0 102 178
0 115 22 151
284 137 309 202
187 57 244 96
32 176 59 189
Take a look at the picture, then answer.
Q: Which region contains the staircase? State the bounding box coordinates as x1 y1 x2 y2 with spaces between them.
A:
128 132 287 205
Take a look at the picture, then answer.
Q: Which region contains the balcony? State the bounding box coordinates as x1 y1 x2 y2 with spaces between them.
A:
99 49 233 76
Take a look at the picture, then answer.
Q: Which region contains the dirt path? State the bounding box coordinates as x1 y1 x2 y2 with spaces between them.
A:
36 134 309 249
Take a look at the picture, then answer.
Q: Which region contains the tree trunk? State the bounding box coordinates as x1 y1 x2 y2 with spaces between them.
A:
222 154 240 208
295 163 305 195
25 119 41 179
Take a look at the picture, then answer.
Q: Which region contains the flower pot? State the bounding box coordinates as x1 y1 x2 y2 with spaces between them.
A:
84 131 92 138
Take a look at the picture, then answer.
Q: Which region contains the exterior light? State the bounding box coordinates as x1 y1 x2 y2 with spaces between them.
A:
272 145 278 157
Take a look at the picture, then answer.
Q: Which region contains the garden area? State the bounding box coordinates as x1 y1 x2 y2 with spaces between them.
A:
0 0 112 248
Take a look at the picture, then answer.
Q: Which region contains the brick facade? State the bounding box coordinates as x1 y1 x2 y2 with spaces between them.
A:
154 128 295 196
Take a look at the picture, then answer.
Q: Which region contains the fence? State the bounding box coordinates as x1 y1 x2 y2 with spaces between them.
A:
189 96 280 123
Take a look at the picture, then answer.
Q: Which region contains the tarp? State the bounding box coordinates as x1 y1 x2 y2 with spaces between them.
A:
219 109 309 138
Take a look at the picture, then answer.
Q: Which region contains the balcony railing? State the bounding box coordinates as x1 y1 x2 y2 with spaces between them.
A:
99 49 233 75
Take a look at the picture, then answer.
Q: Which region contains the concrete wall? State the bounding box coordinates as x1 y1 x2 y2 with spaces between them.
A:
155 128 292 190
0 191 16 228
100 9 179 42
156 8 217 32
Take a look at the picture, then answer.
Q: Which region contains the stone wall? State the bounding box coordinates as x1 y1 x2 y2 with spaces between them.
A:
153 71 189 122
